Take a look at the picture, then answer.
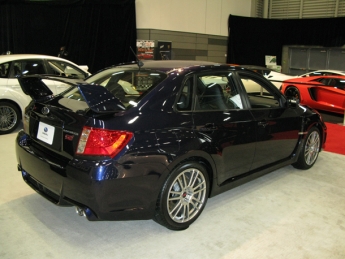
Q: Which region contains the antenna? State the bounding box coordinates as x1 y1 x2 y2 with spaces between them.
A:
130 46 144 69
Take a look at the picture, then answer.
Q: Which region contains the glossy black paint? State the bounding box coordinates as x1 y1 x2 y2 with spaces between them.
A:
16 61 327 222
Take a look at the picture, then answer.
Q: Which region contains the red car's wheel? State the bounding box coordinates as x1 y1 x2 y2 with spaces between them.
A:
285 86 301 100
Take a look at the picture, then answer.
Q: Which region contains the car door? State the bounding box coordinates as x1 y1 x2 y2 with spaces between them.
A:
237 71 302 169
317 77 345 111
189 71 257 185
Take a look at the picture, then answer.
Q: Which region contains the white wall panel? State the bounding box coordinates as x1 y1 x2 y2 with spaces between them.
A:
136 0 252 36
220 0 252 35
135 0 159 29
162 0 206 34
205 0 222 35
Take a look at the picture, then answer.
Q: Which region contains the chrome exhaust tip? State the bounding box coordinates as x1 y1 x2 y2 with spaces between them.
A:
75 206 86 217
75 206 98 221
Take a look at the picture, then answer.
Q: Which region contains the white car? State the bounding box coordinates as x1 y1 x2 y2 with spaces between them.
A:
0 54 90 134
299 69 345 77
240 65 295 88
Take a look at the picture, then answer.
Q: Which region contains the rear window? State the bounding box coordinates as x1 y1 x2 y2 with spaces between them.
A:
63 68 167 108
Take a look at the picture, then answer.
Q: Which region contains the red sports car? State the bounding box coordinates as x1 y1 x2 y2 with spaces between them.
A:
281 75 345 114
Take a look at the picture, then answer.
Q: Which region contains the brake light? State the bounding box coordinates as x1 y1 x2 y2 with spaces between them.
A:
23 114 30 133
76 127 133 158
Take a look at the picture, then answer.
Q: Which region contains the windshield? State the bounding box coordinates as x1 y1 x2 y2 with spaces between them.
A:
63 68 167 108
47 60 87 79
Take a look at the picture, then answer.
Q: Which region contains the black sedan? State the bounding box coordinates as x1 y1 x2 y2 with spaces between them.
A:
16 60 326 230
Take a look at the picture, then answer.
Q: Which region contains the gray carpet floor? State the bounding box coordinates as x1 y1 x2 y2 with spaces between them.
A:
1 127 345 259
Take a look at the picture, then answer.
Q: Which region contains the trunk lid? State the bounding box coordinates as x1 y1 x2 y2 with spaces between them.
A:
18 75 126 158
18 75 54 101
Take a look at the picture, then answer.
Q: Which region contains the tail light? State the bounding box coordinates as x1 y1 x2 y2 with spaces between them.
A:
23 114 30 133
76 127 133 158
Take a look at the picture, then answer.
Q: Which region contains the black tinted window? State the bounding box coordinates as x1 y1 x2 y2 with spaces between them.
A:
11 60 46 77
335 79 345 90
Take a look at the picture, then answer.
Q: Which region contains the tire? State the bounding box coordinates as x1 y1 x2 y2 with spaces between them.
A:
0 102 21 135
293 127 321 169
285 86 301 100
154 162 209 230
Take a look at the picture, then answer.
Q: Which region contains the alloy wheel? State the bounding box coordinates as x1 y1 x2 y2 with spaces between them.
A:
0 105 18 132
304 130 320 165
167 168 207 223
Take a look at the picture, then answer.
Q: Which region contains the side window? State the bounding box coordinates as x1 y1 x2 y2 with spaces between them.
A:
335 79 345 90
47 60 86 79
195 72 243 111
0 62 10 78
328 79 337 86
9 60 45 77
238 72 281 108
319 78 329 85
19 60 46 76
12 62 23 77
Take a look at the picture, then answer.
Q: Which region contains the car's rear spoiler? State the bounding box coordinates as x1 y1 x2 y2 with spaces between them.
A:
18 75 126 113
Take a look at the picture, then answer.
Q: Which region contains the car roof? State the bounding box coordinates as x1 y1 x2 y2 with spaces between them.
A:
117 60 218 69
0 54 73 63
237 65 273 71
95 60 242 75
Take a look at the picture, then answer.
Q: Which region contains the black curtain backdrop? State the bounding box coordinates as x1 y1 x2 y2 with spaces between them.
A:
0 0 137 73
227 14 345 67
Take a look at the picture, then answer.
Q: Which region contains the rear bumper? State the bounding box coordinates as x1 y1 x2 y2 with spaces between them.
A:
16 130 168 221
